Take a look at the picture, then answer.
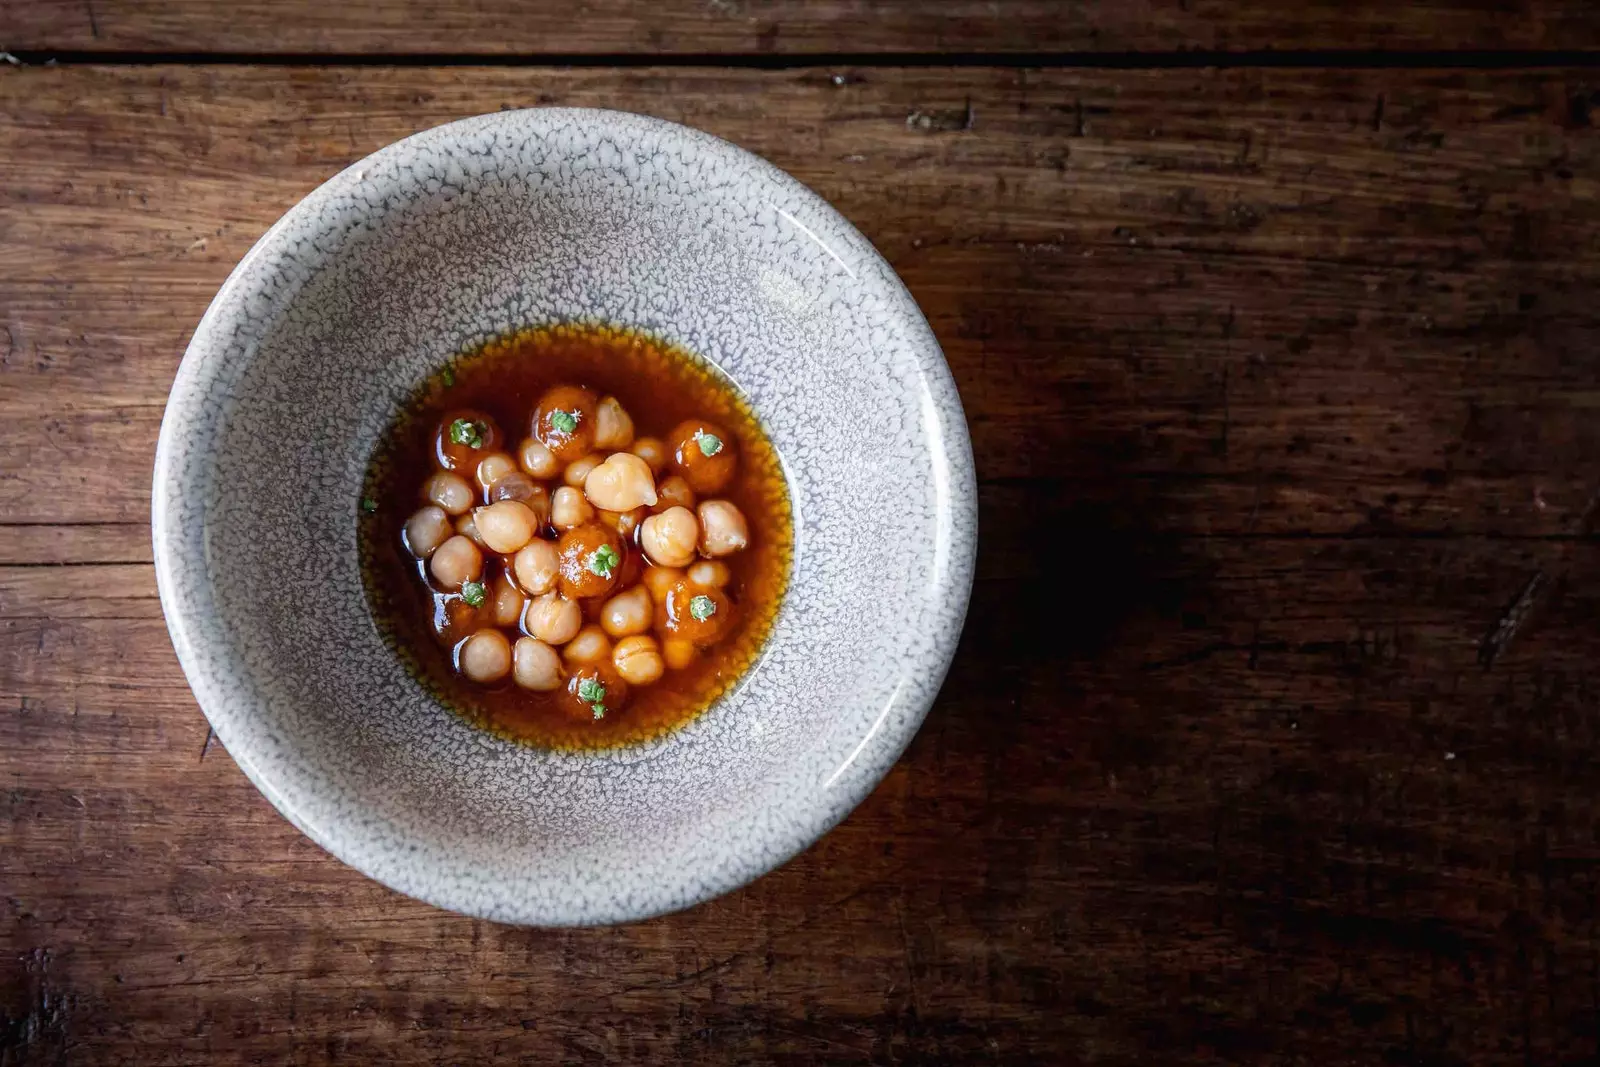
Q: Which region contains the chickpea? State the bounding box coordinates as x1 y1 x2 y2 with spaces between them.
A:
654 475 696 512
639 506 698 568
562 665 629 721
424 470 475 515
564 624 613 666
557 524 623 599
667 418 736 494
512 539 560 596
631 436 668 475
512 637 563 692
656 578 733 644
404 505 452 559
429 535 482 590
598 506 647 539
662 637 698 670
434 409 503 473
564 453 604 488
613 635 665 686
697 500 749 557
524 592 581 645
475 452 518 496
583 452 658 512
455 512 487 548
642 566 682 602
474 500 538 554
601 585 653 638
687 559 732 588
532 385 599 463
518 437 561 479
491 574 525 628
489 476 550 525
458 629 511 683
550 486 594 530
594 396 636 451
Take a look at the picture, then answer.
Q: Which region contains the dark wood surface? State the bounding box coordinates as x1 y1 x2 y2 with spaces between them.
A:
5 18 1600 1067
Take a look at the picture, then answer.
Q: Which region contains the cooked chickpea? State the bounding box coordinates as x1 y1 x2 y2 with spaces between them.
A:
518 437 561 479
687 559 731 588
556 524 623 599
458 629 512 683
435 409 503 472
584 452 658 512
550 486 594 530
489 476 550 526
601 585 653 638
429 535 482 589
424 471 474 515
474 500 538 554
455 512 487 547
512 637 563 691
404 505 452 559
639 506 699 567
631 436 667 475
491 574 525 628
532 385 599 463
562 666 629 721
697 500 749 557
613 635 665 686
475 452 518 496
642 565 682 602
654 475 695 512
594 396 635 450
564 453 604 488
667 417 737 494
599 506 647 538
662 637 698 670
657 578 733 644
564 624 613 666
524 593 581 645
512 539 560 596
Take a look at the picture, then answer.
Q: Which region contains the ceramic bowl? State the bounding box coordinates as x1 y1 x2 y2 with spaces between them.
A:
153 108 977 925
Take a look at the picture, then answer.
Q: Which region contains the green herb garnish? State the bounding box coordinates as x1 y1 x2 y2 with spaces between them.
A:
550 409 579 435
591 704 606 719
694 430 723 457
578 678 606 705
689 594 717 622
460 580 487 607
448 418 484 448
360 496 378 514
440 367 455 387
587 544 620 577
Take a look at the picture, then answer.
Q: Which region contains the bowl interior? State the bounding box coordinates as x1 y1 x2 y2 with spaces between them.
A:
154 109 976 924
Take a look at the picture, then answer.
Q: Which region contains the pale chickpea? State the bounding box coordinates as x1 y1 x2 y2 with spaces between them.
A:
687 559 732 588
458 629 512 683
594 396 635 451
512 637 563 691
655 475 695 512
563 624 613 666
518 437 561 479
631 436 668 475
455 512 487 548
474 500 538 554
639 506 699 567
564 453 604 488
642 565 683 602
424 470 474 515
491 574 525 628
583 452 658 512
404 505 452 559
550 486 595 530
662 637 698 670
524 593 581 645
512 539 560 596
429 535 482 589
475 452 518 496
599 507 647 539
697 500 750 557
600 585 653 638
613 635 665 686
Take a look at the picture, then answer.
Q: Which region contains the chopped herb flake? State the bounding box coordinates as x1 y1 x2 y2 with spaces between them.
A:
591 704 607 719
448 418 484 448
550 409 579 434
440 367 455 387
578 677 607 704
689 594 717 622
360 496 378 514
694 430 723 457
587 544 620 577
460 580 487 607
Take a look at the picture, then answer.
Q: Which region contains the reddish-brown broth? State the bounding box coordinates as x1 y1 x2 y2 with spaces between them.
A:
361 323 793 750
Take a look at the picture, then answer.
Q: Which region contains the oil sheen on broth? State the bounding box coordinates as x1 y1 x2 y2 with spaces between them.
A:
361 323 793 750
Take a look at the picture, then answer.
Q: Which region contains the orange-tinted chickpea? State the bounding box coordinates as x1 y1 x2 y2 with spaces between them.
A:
655 578 733 645
556 524 623 599
561 664 629 722
532 385 599 463
435 409 503 473
667 418 736 494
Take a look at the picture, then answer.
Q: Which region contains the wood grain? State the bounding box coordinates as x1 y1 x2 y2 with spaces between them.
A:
3 1 1599 55
5 63 1600 1064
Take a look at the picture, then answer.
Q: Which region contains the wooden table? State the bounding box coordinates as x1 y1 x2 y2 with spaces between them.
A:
5 4 1600 1063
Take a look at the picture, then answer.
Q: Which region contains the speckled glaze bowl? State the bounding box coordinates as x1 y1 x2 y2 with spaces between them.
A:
153 108 976 925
